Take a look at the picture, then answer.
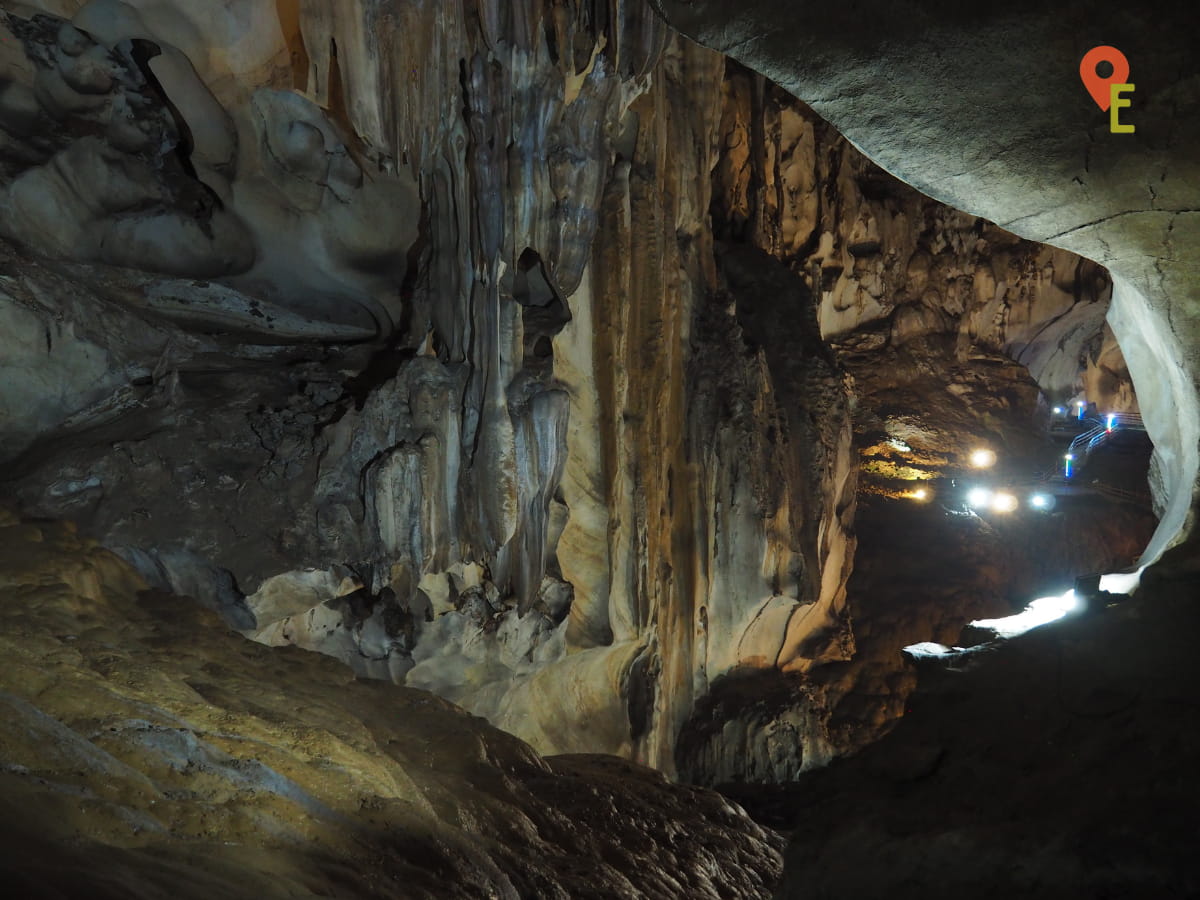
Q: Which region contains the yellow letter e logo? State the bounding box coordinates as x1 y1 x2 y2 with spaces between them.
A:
1110 83 1135 133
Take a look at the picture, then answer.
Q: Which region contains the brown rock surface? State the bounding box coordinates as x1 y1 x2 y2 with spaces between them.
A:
0 512 783 898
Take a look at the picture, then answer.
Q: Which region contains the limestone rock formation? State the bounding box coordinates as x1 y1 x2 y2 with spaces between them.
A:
0 1 862 782
0 0 1144 789
0 512 784 897
659 0 1200 566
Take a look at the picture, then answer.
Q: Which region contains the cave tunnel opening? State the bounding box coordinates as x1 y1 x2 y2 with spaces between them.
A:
804 208 1166 773
693 59 1165 784
842 259 1160 653
662 0 1200 893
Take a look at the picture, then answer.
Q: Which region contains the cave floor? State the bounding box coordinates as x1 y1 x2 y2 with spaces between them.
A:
764 570 1200 898
0 514 784 900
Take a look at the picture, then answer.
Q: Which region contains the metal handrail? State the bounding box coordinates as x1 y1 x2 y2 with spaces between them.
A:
1066 412 1146 463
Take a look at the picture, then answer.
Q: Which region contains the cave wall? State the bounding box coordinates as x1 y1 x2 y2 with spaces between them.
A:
0 0 1138 785
0 0 863 781
658 0 1200 566
709 64 1136 417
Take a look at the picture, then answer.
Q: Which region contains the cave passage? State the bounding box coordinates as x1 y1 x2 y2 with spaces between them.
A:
1 1 1196 897
820 297 1159 759
902 408 1155 653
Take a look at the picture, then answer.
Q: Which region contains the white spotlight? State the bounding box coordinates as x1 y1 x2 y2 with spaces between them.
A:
967 487 992 508
970 448 997 468
991 492 1018 513
1029 493 1051 510
971 590 1079 639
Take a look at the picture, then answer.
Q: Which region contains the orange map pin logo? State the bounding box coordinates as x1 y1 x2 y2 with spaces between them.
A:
1080 46 1135 133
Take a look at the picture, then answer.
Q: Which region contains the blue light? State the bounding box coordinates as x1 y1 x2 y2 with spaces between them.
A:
1106 414 1116 432
1064 459 1072 478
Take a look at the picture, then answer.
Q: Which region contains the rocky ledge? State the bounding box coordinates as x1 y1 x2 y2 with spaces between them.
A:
0 511 783 899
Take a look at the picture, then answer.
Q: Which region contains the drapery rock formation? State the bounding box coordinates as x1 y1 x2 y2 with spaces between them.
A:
0 0 1143 791
0 0 860 782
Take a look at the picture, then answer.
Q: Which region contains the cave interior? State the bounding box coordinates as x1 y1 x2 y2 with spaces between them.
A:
0 1 1197 897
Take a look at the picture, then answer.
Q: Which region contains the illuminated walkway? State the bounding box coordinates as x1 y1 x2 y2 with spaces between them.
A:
906 409 1152 658
903 568 1144 660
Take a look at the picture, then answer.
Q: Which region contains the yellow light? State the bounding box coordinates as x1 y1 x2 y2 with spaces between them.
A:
970 448 997 468
913 488 928 500
991 492 1018 513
